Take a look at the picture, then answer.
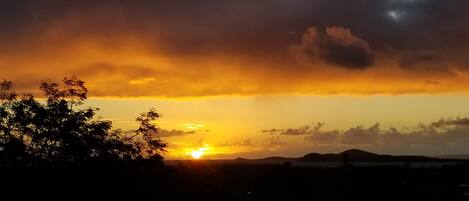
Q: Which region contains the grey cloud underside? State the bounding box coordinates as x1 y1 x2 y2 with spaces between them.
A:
290 27 375 69
0 0 468 68
264 118 469 154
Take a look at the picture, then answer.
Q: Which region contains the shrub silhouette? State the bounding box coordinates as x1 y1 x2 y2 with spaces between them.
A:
0 76 166 166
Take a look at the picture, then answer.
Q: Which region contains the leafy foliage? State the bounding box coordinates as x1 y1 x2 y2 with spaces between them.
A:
0 77 166 166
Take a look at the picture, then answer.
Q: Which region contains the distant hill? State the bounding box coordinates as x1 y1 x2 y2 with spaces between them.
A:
252 149 460 163
299 149 381 162
299 149 437 162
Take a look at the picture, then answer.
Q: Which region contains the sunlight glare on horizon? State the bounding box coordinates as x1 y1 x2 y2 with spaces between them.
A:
190 147 207 159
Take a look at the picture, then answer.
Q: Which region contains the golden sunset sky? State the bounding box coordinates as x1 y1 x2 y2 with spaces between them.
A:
2 0 469 159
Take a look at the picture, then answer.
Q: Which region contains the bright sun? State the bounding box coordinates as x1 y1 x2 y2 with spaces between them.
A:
190 148 206 159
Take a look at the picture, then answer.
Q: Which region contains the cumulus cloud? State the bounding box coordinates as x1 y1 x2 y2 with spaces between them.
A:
280 126 312 135
290 27 375 70
261 129 281 133
265 122 326 136
430 117 469 128
158 129 198 138
264 118 469 154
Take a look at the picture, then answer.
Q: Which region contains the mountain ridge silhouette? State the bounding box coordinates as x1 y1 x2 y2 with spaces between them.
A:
246 149 463 162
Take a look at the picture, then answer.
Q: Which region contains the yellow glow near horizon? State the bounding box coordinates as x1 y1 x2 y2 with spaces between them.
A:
86 95 469 159
180 123 205 130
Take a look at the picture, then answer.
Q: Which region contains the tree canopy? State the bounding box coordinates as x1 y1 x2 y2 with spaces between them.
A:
0 77 166 166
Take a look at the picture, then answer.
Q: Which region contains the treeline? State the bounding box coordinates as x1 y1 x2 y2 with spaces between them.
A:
0 77 166 166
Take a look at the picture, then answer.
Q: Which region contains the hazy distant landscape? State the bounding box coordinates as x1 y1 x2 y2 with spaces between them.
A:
168 149 468 168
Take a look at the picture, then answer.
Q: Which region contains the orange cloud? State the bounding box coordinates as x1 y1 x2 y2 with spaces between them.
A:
2 1 469 97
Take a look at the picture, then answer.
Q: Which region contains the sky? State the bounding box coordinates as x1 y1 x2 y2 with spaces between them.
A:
2 0 469 159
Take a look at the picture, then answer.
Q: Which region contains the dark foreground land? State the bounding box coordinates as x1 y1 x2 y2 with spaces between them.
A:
2 160 469 201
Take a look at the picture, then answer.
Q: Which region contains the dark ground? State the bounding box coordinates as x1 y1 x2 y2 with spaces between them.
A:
2 160 469 201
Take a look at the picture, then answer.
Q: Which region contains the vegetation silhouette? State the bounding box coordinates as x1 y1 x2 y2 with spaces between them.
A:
0 76 166 167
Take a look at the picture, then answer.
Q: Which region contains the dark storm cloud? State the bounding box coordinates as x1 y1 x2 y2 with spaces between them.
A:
399 51 439 68
290 27 375 69
1 0 469 96
1 0 467 60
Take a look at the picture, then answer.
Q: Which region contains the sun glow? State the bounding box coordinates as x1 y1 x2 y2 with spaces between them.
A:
190 148 207 159
179 123 205 130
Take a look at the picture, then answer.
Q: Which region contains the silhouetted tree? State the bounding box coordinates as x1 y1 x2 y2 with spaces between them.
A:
136 108 167 160
0 77 166 166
